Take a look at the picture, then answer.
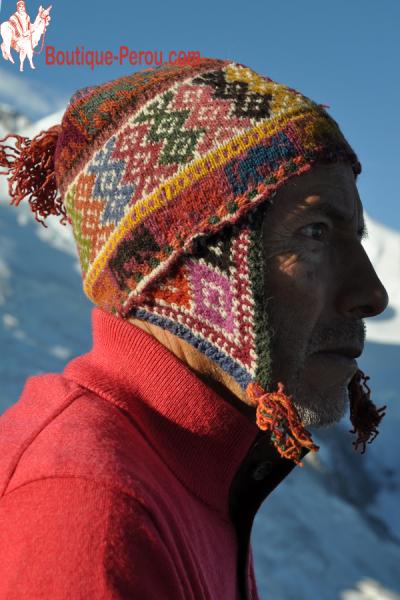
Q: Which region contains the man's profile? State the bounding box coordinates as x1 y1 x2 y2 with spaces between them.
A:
0 57 388 599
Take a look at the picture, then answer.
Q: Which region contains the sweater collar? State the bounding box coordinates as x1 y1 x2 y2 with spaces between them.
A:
64 307 305 519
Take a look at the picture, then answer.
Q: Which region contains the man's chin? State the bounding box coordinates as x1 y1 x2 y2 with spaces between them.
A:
291 383 349 428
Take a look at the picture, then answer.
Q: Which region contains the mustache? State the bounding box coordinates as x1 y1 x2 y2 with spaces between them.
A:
306 319 366 355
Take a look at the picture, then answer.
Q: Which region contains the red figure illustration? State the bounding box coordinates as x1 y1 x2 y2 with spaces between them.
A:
1 2 52 71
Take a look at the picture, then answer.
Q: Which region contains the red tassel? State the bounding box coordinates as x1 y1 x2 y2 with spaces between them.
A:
348 369 386 454
0 125 67 229
246 381 319 467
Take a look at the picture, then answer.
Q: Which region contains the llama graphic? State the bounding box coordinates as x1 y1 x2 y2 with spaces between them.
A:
1 1 52 71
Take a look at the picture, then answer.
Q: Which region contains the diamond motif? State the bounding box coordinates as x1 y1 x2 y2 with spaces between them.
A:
87 137 135 224
134 90 205 165
189 261 235 332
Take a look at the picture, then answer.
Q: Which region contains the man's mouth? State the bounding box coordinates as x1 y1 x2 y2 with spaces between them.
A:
316 352 357 368
308 346 362 380
313 346 363 359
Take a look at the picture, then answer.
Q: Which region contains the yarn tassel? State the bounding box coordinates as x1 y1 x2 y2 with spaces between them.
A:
246 381 319 467
348 368 386 454
0 125 67 228
246 369 386 467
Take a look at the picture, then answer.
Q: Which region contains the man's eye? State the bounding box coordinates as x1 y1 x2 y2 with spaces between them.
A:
300 222 329 241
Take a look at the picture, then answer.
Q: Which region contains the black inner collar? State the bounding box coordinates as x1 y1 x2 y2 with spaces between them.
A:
228 430 310 599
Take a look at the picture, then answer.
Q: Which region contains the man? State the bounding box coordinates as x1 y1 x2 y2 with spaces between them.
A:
129 160 386 430
0 57 388 599
8 0 31 46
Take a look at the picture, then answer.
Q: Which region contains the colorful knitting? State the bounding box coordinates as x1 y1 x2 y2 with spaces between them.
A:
0 56 386 463
246 381 320 466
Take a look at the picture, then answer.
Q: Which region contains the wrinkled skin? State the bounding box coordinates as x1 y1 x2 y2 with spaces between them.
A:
129 162 389 428
261 161 388 427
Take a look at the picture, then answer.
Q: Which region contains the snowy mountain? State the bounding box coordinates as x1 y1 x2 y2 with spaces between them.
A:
0 103 31 137
0 111 399 600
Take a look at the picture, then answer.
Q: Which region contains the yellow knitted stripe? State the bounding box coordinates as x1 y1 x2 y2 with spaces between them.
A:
81 108 318 296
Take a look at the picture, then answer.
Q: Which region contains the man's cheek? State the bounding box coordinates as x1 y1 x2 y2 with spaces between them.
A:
276 256 323 297
275 252 299 277
274 249 323 277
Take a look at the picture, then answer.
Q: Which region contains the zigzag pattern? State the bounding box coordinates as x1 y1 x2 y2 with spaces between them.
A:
192 69 272 120
170 82 254 153
74 173 115 265
112 121 177 206
89 75 266 208
87 137 134 224
134 90 205 165
56 57 227 194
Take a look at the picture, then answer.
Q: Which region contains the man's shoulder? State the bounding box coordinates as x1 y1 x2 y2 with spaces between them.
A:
0 374 167 502
0 474 187 600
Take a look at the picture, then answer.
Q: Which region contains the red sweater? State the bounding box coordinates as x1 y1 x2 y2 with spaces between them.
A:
0 307 305 599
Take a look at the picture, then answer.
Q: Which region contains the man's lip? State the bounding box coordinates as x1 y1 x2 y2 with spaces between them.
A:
307 352 359 383
313 347 363 359
315 352 358 366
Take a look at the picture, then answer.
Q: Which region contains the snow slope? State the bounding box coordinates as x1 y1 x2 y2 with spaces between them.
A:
0 108 399 600
0 103 31 138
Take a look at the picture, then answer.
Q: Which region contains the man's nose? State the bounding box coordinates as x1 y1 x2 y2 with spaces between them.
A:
336 242 389 319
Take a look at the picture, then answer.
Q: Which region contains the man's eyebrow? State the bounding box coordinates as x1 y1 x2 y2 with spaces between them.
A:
299 201 368 239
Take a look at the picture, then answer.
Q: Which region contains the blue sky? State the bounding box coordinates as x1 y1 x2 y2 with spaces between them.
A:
0 0 399 229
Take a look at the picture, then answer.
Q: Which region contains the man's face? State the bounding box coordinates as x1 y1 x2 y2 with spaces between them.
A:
262 162 388 428
17 4 25 13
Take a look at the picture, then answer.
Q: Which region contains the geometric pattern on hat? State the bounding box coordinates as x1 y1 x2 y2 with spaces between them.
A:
87 137 134 224
58 57 361 320
128 208 272 393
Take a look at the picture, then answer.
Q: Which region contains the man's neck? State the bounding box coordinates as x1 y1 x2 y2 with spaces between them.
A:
127 317 257 423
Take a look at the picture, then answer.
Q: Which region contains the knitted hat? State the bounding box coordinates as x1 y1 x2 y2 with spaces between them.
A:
0 56 386 465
